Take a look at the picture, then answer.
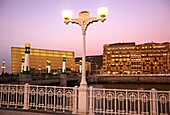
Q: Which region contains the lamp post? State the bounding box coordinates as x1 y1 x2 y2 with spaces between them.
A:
95 65 98 76
39 65 41 76
21 56 25 73
62 7 108 86
79 60 82 74
62 7 108 114
46 60 51 74
62 55 66 73
2 59 5 73
1 59 5 75
1 60 5 79
23 43 31 74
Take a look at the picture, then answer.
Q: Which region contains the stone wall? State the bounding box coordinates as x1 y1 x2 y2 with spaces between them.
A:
97 76 170 83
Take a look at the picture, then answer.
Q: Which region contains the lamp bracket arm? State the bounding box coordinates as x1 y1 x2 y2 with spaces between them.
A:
70 18 82 26
81 17 100 34
87 17 106 23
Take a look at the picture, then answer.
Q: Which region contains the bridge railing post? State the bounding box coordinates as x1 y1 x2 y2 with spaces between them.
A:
23 83 29 110
89 86 94 115
0 84 2 107
72 86 78 114
169 92 170 115
151 88 157 115
59 74 67 86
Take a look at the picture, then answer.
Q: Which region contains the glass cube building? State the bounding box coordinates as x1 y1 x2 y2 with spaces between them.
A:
11 47 75 74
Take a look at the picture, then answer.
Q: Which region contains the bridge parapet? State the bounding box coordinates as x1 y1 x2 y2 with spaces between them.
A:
0 74 81 86
96 73 170 77
95 74 170 83
59 73 67 86
0 83 170 114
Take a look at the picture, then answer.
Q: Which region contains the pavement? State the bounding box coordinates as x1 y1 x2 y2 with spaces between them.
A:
0 108 73 115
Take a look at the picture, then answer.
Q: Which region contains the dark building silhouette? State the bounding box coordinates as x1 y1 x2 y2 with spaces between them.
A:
75 55 103 74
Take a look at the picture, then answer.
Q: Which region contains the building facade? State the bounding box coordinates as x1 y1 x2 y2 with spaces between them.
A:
75 55 103 74
74 61 91 74
11 47 75 74
103 42 170 74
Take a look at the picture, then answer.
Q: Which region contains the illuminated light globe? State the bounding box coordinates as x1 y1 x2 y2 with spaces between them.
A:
62 10 73 20
97 7 108 17
25 43 31 47
63 55 66 58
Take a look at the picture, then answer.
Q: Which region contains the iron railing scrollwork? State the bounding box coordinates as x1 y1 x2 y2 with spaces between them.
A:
88 88 170 115
0 83 170 115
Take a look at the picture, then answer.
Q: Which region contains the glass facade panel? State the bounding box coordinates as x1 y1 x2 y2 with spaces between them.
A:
11 47 75 74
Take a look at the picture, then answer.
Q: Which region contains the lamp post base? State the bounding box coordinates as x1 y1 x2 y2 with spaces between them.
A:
78 84 87 115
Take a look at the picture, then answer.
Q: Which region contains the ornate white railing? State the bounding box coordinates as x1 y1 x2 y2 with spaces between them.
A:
0 84 24 108
0 83 170 115
0 83 78 114
28 84 78 113
97 74 170 77
88 86 170 115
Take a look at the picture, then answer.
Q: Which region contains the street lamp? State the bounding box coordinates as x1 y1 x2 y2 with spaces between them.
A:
95 65 98 75
46 60 51 74
62 7 108 86
79 60 82 74
62 7 108 114
39 65 41 76
1 59 5 74
62 55 66 73
1 59 5 79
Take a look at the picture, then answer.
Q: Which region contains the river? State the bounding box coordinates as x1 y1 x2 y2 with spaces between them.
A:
89 83 170 91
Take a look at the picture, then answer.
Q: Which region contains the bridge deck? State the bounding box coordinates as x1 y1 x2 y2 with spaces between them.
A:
0 108 72 115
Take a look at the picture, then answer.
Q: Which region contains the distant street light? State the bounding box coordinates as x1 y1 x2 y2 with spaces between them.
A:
46 60 51 74
62 55 66 73
79 60 82 74
1 59 5 79
95 65 98 75
39 65 41 76
1 59 5 74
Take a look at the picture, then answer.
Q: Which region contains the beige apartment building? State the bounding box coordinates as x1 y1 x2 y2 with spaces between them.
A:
103 42 170 74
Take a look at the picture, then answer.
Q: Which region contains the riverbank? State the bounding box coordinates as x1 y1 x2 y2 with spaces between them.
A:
97 76 170 84
89 83 170 91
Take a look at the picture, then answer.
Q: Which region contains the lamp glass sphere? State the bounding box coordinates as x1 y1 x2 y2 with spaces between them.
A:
97 7 108 17
63 55 66 58
62 10 73 20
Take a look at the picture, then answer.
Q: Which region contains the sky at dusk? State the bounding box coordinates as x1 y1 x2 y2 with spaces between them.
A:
0 0 170 73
